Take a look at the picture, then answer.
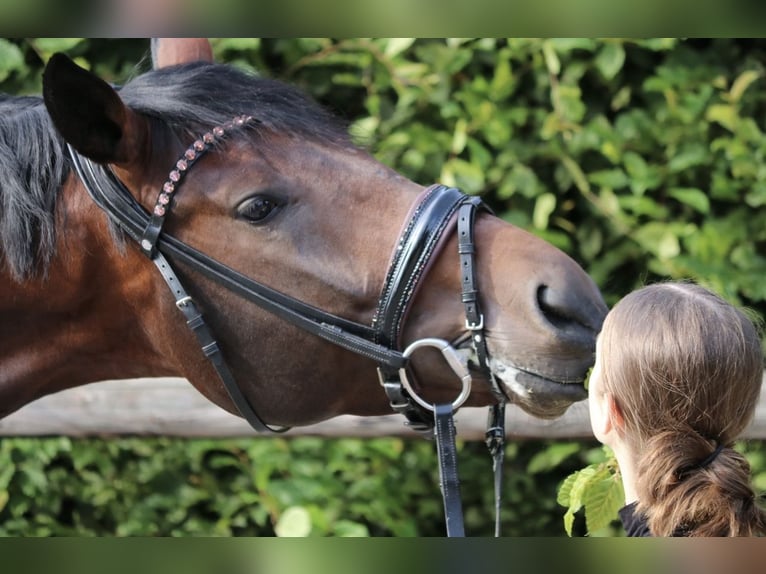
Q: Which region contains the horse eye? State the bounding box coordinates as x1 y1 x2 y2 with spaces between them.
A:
237 194 283 224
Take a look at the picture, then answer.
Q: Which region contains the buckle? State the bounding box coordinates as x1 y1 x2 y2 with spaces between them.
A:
465 314 484 331
176 296 193 308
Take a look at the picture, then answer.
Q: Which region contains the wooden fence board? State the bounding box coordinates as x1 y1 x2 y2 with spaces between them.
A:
1 376 764 440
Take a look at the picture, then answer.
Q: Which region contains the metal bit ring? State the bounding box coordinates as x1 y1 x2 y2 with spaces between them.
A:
398 338 472 413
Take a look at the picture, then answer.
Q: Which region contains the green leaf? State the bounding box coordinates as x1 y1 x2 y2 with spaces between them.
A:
562 156 590 194
557 472 577 507
542 40 560 75
558 466 597 536
556 84 586 122
668 187 710 214
31 38 84 58
668 144 708 173
274 506 312 537
0 462 15 490
0 40 24 83
451 118 468 155
333 520 370 537
440 158 485 194
706 104 738 132
623 151 661 195
595 42 626 80
489 56 515 101
588 168 629 189
729 69 762 103
582 474 624 534
558 452 624 537
533 193 556 230
550 38 597 52
563 507 577 537
567 467 597 512
529 442 581 474
634 222 681 259
383 38 415 58
611 86 632 111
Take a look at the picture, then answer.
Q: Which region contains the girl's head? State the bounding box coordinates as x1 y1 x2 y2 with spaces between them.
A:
590 281 765 536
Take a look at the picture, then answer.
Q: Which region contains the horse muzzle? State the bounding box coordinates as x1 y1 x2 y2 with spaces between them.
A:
489 357 589 418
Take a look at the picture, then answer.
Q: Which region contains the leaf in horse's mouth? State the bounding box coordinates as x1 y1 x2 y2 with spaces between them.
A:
583 366 594 391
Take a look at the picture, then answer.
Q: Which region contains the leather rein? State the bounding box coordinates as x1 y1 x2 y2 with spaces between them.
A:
66 115 508 536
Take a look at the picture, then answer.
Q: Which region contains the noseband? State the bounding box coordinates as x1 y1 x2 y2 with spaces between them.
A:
67 114 508 536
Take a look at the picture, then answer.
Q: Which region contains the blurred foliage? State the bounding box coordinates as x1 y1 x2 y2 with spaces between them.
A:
1 435 764 537
0 436 609 536
1 38 765 536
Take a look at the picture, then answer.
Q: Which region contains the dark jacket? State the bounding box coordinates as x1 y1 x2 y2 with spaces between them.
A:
619 502 651 537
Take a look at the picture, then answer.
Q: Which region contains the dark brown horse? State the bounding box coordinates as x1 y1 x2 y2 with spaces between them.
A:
0 39 607 431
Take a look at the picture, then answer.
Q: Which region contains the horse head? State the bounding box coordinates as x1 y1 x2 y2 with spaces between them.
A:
37 39 607 428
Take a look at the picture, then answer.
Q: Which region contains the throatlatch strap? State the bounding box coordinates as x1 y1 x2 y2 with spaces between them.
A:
152 252 288 434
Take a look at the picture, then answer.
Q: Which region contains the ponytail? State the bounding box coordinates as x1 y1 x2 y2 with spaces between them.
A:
636 430 766 536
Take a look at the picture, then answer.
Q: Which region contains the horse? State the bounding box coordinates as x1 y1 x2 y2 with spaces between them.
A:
0 38 607 435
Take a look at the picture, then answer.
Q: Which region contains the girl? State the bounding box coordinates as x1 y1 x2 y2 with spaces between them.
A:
588 281 766 536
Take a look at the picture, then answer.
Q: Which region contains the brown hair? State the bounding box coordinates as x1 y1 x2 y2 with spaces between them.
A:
599 281 765 536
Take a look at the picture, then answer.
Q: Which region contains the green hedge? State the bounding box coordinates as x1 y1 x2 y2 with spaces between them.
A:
1 38 765 536
1 436 765 536
0 436 604 536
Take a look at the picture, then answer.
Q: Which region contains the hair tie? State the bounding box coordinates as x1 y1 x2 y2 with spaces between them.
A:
676 442 725 480
698 442 725 470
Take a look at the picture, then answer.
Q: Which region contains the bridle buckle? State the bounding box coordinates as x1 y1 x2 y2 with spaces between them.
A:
465 314 484 331
175 295 193 309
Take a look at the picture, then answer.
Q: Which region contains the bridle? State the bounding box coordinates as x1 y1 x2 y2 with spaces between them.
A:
66 114 509 536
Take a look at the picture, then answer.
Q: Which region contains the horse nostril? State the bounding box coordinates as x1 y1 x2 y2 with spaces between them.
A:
537 285 572 330
536 284 597 334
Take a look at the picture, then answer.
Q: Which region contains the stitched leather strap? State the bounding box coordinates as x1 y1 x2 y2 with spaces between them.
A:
373 185 467 348
434 402 465 537
458 197 508 537
457 197 507 402
152 252 287 433
485 402 506 537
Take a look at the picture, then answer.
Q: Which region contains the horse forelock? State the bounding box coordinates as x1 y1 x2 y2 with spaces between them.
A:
119 62 353 148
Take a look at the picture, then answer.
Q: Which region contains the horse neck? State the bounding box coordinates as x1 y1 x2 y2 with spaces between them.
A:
0 177 174 418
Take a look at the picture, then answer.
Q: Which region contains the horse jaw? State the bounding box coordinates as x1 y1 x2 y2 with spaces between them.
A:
488 359 589 419
452 343 588 419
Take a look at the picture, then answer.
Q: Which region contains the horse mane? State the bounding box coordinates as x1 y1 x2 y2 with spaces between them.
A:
0 95 68 280
0 62 352 281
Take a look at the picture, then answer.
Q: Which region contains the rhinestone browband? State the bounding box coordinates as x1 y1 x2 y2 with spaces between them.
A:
140 114 255 255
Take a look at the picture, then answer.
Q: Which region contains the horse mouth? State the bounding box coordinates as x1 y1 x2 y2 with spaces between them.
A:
489 359 588 419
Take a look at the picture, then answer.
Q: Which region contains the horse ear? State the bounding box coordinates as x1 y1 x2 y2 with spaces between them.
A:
151 38 214 68
43 53 147 166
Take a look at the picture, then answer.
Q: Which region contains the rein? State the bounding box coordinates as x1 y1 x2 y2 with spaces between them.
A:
66 115 508 536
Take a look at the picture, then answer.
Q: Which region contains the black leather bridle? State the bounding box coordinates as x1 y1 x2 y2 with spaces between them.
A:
66 115 508 536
